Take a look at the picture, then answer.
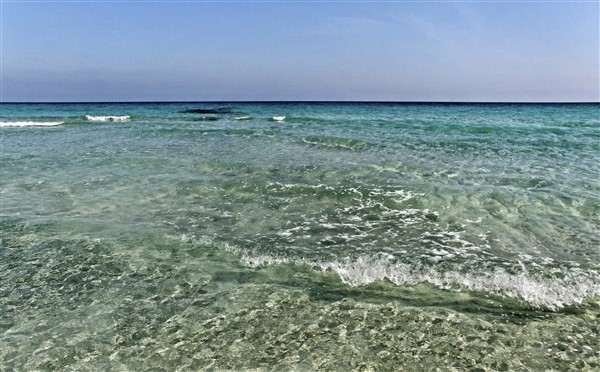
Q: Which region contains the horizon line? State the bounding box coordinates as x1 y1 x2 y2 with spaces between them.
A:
1 100 599 105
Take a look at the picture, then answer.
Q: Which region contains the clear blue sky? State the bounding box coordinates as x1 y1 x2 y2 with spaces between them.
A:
1 1 598 102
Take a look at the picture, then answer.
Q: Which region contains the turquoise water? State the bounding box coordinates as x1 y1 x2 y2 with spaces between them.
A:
1 102 599 370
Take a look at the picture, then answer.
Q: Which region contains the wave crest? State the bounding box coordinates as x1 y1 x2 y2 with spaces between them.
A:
86 115 130 122
1 121 64 127
317 257 599 311
211 240 600 311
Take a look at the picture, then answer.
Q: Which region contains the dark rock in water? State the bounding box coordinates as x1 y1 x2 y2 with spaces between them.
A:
181 108 232 114
425 212 439 221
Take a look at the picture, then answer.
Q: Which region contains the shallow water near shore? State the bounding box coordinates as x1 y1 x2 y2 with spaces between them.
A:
1 102 599 370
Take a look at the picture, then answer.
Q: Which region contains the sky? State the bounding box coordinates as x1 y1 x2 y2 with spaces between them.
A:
1 0 598 102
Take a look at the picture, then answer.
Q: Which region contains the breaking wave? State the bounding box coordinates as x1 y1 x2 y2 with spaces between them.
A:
85 115 130 122
171 234 600 311
240 251 599 311
1 121 64 127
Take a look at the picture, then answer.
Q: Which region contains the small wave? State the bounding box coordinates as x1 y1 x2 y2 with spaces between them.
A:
317 257 600 311
272 116 286 121
166 234 600 310
0 121 64 127
234 116 252 120
85 115 130 122
178 235 596 311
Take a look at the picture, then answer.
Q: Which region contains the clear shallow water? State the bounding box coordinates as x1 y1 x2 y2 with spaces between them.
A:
1 102 599 370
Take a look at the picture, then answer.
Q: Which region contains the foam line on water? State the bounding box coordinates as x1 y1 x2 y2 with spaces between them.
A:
173 235 599 311
1 121 64 127
85 115 130 122
316 257 600 311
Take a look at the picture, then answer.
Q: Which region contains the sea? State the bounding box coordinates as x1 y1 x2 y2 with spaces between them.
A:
1 102 599 370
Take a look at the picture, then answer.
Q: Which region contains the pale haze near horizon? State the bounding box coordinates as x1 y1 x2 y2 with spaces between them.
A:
1 1 598 102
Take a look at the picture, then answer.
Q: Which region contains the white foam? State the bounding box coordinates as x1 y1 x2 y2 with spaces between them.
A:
234 116 251 120
85 115 130 122
272 116 286 121
0 121 64 127
219 242 600 311
327 258 600 310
